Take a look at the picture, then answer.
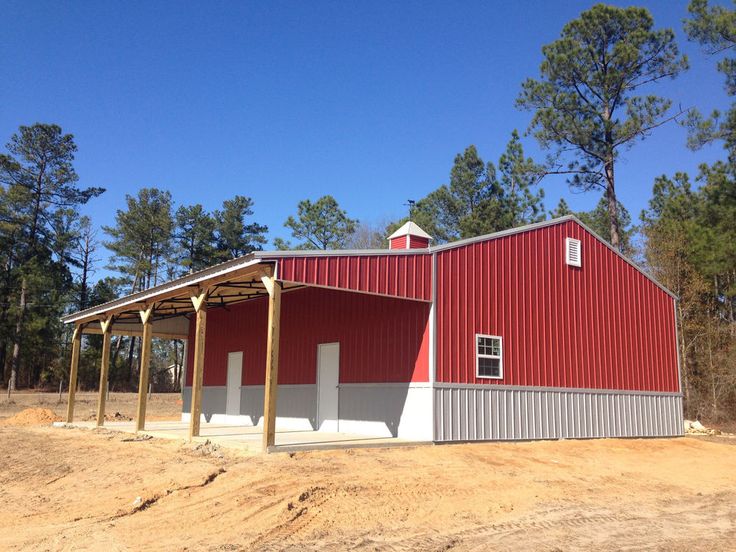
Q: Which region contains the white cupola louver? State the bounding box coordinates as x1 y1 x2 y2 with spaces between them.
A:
566 237 582 267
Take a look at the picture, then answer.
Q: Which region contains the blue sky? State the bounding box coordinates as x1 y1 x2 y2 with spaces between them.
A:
1 0 730 276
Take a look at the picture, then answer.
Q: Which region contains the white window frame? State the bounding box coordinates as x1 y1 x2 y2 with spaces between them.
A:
475 333 503 379
565 237 582 267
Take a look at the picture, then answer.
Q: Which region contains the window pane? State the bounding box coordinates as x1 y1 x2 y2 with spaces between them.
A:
478 357 500 378
477 336 501 357
490 339 500 356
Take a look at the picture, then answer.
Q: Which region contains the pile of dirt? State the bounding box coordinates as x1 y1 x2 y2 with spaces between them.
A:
85 411 132 422
189 439 225 458
0 408 61 426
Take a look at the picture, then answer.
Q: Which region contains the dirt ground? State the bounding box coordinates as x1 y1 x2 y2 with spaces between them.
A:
0 391 182 422
1 395 735 551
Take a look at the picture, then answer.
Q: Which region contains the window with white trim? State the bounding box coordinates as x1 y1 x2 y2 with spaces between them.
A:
476 334 503 379
566 237 582 267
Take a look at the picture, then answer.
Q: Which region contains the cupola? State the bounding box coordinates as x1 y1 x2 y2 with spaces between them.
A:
387 221 432 250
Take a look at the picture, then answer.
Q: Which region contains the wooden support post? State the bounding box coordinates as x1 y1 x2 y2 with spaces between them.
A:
188 289 208 440
65 325 82 423
96 317 113 427
135 306 154 432
261 275 282 452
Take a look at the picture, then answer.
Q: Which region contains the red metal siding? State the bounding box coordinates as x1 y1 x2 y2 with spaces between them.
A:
435 220 679 392
408 235 430 249
389 236 407 249
186 286 430 386
274 254 432 301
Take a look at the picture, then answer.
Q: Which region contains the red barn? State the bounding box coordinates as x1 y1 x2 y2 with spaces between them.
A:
62 215 683 445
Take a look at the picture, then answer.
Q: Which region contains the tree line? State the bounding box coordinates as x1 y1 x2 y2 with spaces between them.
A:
0 2 733 422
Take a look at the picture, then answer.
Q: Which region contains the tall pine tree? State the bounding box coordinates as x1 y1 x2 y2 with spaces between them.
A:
0 124 103 389
518 4 687 250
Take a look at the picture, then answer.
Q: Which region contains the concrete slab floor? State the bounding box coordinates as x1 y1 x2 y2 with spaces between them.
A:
55 420 426 454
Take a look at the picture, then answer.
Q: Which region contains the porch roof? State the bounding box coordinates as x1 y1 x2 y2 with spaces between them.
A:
61 256 304 331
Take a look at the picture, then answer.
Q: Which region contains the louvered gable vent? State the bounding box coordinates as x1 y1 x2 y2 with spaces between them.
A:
566 237 581 267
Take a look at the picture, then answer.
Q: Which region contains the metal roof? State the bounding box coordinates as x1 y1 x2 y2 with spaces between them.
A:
387 221 433 240
61 256 264 324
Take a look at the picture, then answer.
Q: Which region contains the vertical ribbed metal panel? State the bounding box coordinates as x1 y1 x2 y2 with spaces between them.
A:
273 253 432 301
186 287 430 386
434 385 684 441
435 220 679 393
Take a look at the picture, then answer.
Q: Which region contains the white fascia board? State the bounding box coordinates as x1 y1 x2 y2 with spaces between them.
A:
254 249 429 258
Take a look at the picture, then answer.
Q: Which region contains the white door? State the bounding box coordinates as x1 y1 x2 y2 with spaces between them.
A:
317 343 340 432
226 352 243 416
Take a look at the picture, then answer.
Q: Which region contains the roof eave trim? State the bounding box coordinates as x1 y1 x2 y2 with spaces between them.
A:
254 249 431 258
429 216 578 252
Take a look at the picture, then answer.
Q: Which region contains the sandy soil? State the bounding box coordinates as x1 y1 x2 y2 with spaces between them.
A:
0 418 735 552
0 391 182 422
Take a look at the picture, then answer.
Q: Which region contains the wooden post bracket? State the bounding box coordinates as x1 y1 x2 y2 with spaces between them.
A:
96 315 114 427
139 305 153 326
190 289 208 313
135 305 154 432
99 316 113 335
259 270 274 296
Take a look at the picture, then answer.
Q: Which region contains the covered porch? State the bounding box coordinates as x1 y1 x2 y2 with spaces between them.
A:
61 247 434 452
61 255 294 452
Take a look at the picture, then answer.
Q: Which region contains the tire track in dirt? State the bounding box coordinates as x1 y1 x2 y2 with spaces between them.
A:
3 427 736 551
248 486 334 550
245 491 736 552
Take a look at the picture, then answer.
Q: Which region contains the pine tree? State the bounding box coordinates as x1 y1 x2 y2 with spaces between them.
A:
641 170 736 419
518 4 687 249
275 196 357 250
685 0 736 161
103 188 174 385
103 188 173 291
213 196 268 259
175 204 217 273
498 130 545 227
387 134 545 243
577 197 634 255
73 216 97 311
0 124 103 389
549 198 573 218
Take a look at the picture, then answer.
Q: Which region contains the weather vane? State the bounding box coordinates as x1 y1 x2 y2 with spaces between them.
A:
404 199 416 220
